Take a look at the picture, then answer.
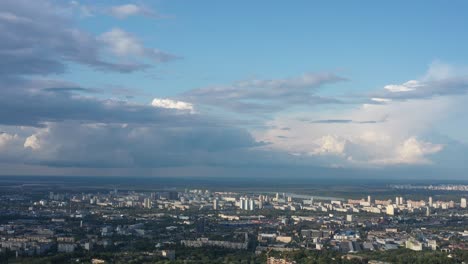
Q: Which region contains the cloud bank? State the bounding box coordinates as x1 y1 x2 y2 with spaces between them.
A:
0 0 468 177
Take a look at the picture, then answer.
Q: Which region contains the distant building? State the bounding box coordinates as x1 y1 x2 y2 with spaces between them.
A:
427 240 437 250
258 195 264 209
346 214 353 222
240 198 248 210
57 243 76 253
461 198 467 208
249 199 255 210
143 198 152 209
213 199 219 210
196 218 205 234
181 238 248 250
276 236 292 243
406 239 422 251
386 205 395 216
267 257 296 264
449 200 455 208
239 197 254 210
84 242 93 251
161 191 179 200
161 249 175 261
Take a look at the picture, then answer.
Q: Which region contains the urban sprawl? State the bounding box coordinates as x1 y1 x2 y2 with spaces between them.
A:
1 186 468 263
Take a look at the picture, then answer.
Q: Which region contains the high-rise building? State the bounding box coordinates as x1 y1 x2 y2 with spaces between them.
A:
428 240 437 251
426 206 431 217
196 218 205 234
213 199 219 210
240 198 247 210
143 198 152 209
367 195 372 204
249 199 255 211
428 196 433 207
240 197 251 210
386 205 395 216
239 197 254 210
461 198 467 208
449 200 455 208
168 191 179 201
399 196 404 205
258 195 264 209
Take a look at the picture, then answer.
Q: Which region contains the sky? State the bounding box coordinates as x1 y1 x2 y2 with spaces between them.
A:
1 0 468 178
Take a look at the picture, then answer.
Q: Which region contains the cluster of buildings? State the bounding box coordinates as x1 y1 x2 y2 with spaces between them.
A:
0 186 467 262
391 184 468 192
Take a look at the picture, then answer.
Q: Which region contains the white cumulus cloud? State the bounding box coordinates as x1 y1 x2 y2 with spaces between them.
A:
0 132 18 148
24 134 41 150
384 80 422 92
99 28 144 57
151 98 194 113
110 4 157 19
98 28 179 63
255 87 453 167
373 137 443 165
311 135 346 155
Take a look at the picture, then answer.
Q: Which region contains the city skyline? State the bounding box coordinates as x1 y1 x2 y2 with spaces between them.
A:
0 177 467 263
1 0 468 178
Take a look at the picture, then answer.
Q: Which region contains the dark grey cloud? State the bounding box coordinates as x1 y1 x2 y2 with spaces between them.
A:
42 87 99 93
309 117 387 124
311 119 354 124
0 0 177 76
5 122 266 168
0 0 270 171
0 79 218 127
0 0 182 128
181 72 346 113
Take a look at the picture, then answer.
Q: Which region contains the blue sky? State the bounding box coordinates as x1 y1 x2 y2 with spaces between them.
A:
70 0 468 98
1 0 468 177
